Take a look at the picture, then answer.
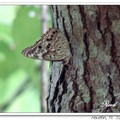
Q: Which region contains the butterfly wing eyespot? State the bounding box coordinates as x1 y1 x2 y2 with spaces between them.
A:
47 38 52 41
51 35 53 38
46 43 51 49
38 45 42 49
46 38 49 41
52 31 56 34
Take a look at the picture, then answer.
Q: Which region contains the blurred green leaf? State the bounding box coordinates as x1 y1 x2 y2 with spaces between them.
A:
0 5 52 112
0 52 6 62
0 23 14 48
12 6 41 50
0 69 27 104
5 85 40 112
0 6 16 25
12 6 41 81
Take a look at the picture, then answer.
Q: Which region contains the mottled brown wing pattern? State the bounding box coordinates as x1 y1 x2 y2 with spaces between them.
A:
22 28 71 63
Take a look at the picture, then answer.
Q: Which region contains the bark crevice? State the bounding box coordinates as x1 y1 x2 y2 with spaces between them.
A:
79 6 94 112
67 5 73 30
57 67 68 112
96 6 107 47
50 79 59 112
105 10 116 104
68 69 79 112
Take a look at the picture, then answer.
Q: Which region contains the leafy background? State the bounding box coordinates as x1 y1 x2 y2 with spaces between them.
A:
0 5 51 112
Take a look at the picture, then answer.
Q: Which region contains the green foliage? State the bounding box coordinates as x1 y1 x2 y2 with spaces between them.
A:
0 5 52 112
12 6 41 81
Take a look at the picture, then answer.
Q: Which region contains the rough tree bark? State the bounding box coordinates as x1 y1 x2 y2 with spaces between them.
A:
47 5 120 113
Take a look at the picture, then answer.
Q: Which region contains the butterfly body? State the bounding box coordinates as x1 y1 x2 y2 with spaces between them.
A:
22 28 71 64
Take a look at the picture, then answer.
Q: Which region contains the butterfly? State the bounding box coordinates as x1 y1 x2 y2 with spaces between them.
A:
22 28 71 64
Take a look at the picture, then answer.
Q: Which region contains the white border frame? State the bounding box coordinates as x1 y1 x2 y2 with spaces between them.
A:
0 2 120 115
0 113 120 115
0 1 120 5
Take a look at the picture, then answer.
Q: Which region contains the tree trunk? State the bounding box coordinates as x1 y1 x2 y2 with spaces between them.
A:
47 5 120 113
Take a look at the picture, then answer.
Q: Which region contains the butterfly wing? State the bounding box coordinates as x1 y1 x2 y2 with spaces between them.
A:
22 28 71 62
42 29 71 61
